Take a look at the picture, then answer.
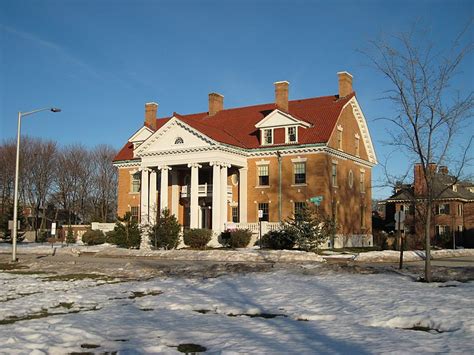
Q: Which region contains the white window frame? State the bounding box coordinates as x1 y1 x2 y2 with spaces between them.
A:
360 170 365 193
261 128 273 145
293 162 306 185
348 170 354 188
355 134 360 157
257 164 270 187
286 126 298 143
130 172 141 193
331 161 338 187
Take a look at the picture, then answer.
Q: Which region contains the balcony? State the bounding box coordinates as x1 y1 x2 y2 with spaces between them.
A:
180 184 232 200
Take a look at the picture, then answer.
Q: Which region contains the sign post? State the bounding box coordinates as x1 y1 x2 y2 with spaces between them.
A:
258 209 263 248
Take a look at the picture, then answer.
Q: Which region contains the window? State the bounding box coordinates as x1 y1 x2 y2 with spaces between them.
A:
231 173 239 186
130 206 139 222
331 163 338 187
258 203 269 221
458 204 463 216
263 129 273 145
355 136 360 157
258 165 269 186
360 171 365 193
294 162 306 184
287 126 297 143
337 128 343 150
436 225 450 237
232 207 239 223
348 170 354 188
437 203 450 215
131 172 141 193
294 202 306 220
360 204 366 229
174 137 184 144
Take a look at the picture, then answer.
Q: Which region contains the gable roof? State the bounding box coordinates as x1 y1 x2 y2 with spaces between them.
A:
113 93 356 162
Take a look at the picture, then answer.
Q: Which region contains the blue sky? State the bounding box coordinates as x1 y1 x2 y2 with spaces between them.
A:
1 0 473 199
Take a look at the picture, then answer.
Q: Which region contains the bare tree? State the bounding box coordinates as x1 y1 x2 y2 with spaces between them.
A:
0 140 16 214
90 145 117 222
54 144 92 224
23 138 58 239
365 24 473 281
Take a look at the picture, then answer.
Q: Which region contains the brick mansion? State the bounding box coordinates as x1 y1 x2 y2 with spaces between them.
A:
113 72 377 246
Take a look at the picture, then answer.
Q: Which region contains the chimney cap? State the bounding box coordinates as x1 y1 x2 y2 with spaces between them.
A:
274 80 290 85
145 102 158 106
337 71 353 78
209 92 224 98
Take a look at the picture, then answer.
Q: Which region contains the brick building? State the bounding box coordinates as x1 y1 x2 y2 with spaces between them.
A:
113 72 377 247
385 164 474 248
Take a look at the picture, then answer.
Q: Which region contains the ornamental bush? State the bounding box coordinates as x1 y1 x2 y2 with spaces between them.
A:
66 226 76 244
106 212 141 249
261 229 297 250
149 208 181 250
229 229 252 248
82 229 106 246
183 228 212 249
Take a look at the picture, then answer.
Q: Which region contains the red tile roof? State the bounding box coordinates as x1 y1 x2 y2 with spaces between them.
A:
113 93 354 162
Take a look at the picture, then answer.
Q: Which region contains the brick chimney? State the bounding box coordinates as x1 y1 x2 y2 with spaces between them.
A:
145 102 158 130
337 71 353 98
274 81 289 112
208 93 224 116
414 163 437 196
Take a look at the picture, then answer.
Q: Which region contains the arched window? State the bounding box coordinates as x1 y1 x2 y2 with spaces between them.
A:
174 137 184 144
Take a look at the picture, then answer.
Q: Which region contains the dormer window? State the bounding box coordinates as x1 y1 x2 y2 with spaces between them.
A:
287 126 297 143
263 129 273 145
174 137 184 144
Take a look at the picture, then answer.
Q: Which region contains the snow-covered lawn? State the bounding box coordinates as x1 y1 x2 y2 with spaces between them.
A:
0 269 472 353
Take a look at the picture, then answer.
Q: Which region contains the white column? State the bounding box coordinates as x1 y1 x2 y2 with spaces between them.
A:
139 167 151 250
149 169 157 225
239 167 248 223
211 162 221 234
188 163 201 228
171 170 179 218
140 168 150 224
220 164 229 230
159 165 171 212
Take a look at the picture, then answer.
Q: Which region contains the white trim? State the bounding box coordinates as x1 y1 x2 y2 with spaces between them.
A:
256 159 270 166
255 109 311 129
128 125 154 143
261 128 274 145
136 116 216 156
348 97 378 164
337 71 353 78
291 156 307 163
113 161 140 168
285 126 298 144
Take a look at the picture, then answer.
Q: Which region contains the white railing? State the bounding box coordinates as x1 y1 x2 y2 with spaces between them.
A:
225 222 282 235
180 184 233 201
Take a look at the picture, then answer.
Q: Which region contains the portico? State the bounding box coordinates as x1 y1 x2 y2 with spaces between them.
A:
138 159 247 235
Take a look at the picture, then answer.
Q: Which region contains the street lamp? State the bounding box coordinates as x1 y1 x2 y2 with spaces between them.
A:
11 107 61 262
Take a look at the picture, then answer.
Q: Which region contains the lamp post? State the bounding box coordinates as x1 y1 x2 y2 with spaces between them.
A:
11 107 61 262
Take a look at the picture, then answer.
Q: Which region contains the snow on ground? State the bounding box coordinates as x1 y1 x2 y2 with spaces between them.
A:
2 242 473 263
0 269 472 354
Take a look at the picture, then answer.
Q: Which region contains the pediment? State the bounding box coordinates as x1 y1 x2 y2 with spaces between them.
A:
128 126 153 143
135 117 215 156
255 109 311 129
